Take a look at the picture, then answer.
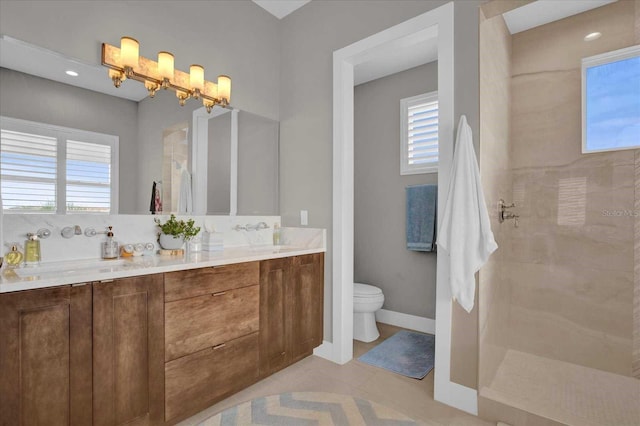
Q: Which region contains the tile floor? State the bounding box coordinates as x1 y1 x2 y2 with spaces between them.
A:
179 324 492 426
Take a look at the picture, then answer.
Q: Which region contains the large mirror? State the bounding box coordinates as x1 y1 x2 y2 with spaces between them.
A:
0 35 279 216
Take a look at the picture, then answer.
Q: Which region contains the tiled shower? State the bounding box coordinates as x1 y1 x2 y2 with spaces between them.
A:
477 1 639 425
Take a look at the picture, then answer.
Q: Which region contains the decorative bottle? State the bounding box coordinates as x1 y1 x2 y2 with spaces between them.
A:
273 223 281 246
24 234 41 266
102 226 119 259
5 245 24 267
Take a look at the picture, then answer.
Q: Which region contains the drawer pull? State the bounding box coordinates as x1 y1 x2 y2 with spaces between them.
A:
213 343 226 350
212 291 226 297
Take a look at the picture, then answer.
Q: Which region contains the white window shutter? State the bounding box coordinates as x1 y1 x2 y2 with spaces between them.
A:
66 140 112 213
401 91 438 175
0 129 58 213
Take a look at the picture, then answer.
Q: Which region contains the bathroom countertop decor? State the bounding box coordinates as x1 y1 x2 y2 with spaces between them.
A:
0 227 326 294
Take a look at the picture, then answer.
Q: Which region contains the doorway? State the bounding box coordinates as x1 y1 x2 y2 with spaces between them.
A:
331 2 477 415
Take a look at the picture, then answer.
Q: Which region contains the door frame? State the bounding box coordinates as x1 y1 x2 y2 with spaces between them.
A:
330 2 478 415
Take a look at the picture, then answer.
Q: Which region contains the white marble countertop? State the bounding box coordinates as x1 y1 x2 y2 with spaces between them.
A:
0 245 325 294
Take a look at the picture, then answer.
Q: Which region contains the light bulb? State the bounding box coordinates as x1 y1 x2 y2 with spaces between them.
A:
190 64 205 95
120 36 139 68
158 51 174 81
217 75 231 104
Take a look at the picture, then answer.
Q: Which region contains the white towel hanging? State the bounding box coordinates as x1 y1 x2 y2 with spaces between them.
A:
437 115 497 312
178 169 193 213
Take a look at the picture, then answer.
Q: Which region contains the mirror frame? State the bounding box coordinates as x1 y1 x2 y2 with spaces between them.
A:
191 106 238 215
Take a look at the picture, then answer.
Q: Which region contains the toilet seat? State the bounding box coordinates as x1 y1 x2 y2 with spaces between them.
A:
354 283 382 298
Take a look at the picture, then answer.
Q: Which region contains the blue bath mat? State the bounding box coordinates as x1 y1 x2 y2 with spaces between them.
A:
358 330 435 379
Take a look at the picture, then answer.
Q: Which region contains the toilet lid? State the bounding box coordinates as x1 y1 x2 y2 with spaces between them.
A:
354 283 382 297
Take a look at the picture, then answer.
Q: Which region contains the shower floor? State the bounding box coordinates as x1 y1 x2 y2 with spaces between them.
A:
480 350 640 426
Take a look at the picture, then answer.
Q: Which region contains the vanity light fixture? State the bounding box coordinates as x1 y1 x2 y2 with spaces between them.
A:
584 32 602 42
101 36 231 112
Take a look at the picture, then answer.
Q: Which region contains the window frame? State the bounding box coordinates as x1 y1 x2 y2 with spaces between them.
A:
1 116 119 214
581 44 640 154
400 91 439 175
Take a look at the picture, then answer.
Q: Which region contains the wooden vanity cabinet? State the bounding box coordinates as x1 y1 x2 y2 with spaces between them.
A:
289 253 324 363
259 253 324 377
0 284 93 426
0 252 323 426
259 257 292 375
163 262 260 424
92 274 165 426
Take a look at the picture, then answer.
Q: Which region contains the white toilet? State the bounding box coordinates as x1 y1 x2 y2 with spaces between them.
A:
353 283 385 342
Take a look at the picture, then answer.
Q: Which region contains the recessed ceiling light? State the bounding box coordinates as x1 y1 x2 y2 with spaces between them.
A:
65 70 79 77
584 32 602 42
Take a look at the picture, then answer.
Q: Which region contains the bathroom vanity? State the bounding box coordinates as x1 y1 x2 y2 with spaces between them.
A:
0 248 324 425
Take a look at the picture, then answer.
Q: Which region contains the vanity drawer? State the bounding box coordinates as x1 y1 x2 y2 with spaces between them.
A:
165 284 259 361
164 332 259 423
164 261 259 302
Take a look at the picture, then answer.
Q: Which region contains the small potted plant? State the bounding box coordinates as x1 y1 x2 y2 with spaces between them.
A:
155 214 201 250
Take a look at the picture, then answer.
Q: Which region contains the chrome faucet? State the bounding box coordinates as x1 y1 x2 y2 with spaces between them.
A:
246 222 269 231
234 222 270 231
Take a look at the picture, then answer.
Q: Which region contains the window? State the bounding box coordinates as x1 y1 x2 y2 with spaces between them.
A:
1 117 118 214
582 44 640 153
400 91 438 175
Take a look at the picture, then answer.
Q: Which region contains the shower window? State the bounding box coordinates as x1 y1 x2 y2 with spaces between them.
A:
581 44 640 153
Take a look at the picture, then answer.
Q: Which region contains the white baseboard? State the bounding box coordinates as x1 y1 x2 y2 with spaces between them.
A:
313 340 334 361
375 309 435 334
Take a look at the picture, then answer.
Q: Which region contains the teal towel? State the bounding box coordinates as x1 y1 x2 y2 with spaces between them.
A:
406 184 437 252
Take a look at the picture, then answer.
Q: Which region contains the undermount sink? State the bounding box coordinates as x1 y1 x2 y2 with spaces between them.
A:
14 258 130 279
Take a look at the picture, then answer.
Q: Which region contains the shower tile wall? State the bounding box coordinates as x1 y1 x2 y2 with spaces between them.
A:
479 0 639 398
506 0 637 377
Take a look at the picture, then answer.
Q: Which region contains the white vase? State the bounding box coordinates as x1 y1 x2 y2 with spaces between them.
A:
159 233 184 250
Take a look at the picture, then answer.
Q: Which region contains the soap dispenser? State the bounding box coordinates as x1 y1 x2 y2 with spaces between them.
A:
102 226 119 259
24 233 41 266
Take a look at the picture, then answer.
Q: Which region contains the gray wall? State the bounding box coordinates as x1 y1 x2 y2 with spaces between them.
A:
0 68 139 213
279 0 483 356
237 111 279 216
354 62 438 319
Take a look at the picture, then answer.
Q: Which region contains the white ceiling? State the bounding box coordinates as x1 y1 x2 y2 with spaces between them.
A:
503 0 617 34
0 35 148 101
252 0 311 19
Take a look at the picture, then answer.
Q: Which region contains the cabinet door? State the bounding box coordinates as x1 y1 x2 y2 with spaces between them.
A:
0 284 92 426
165 332 259 423
289 253 324 363
259 257 291 376
165 284 259 361
93 274 164 426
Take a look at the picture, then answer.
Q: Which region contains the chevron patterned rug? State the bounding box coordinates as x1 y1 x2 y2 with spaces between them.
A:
199 392 418 425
